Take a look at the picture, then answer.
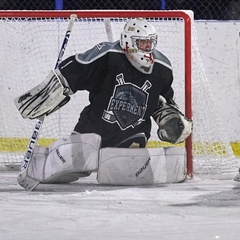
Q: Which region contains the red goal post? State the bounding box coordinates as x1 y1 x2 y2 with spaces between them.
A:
0 10 237 178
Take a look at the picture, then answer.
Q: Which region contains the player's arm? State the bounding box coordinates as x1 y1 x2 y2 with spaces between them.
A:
58 42 111 92
152 95 192 144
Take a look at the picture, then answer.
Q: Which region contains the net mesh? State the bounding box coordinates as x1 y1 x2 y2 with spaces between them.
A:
0 12 238 175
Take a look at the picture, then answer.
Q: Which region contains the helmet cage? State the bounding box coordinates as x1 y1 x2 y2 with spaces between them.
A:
131 34 157 53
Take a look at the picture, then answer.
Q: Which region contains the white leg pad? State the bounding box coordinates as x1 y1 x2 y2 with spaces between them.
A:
147 148 166 183
97 148 155 185
28 145 49 181
148 147 186 183
28 133 101 183
97 147 186 185
164 147 186 183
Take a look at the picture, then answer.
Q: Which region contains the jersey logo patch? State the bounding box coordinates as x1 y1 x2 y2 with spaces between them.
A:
102 73 152 130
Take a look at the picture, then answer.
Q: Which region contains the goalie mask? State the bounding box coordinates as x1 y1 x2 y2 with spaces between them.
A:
120 18 157 74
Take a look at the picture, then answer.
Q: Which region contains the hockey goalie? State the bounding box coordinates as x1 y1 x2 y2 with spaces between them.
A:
15 18 192 188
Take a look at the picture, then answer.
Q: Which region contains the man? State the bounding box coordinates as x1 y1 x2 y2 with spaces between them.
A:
15 18 192 187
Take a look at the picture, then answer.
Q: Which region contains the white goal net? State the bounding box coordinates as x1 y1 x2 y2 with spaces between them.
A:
0 10 238 177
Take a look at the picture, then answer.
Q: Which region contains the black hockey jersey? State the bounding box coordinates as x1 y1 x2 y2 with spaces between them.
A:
58 41 174 148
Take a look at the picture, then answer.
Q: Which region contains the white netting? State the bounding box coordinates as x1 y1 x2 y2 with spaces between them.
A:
191 23 238 175
0 12 238 175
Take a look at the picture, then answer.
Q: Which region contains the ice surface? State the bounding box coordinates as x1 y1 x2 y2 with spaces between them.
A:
1 172 240 240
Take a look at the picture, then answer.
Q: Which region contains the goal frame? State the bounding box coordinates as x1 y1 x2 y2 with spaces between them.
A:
0 10 192 176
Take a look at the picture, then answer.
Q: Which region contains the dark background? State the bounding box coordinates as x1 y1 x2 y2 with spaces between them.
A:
0 0 239 20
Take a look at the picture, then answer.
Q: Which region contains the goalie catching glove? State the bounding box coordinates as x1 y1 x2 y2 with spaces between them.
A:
14 70 72 119
152 96 192 144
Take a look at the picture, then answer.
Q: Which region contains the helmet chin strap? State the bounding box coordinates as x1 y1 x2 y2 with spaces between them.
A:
124 42 129 52
144 53 154 64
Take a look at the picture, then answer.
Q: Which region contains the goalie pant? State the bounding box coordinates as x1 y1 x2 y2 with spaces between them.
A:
27 132 187 185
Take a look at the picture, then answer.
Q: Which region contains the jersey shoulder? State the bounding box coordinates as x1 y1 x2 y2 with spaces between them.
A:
153 49 172 70
76 41 124 63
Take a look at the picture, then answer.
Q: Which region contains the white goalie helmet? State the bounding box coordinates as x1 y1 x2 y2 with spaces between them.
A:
120 18 157 74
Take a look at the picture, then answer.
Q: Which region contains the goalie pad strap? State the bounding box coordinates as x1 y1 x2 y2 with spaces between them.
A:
14 70 71 119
